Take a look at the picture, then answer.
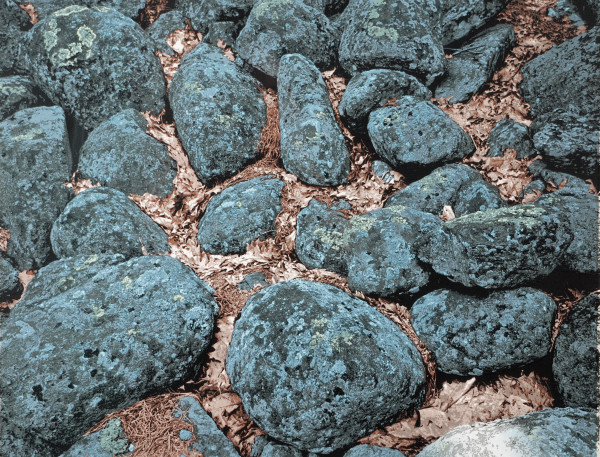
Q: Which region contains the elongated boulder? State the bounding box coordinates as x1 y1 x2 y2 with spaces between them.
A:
411 288 556 376
0 106 72 271
227 280 426 453
197 176 285 254
170 43 265 186
0 75 44 122
24 6 166 131
51 187 169 259
278 54 350 186
0 254 218 454
417 205 573 288
439 0 510 45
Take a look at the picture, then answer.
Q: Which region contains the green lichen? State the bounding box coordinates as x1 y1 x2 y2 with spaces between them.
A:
74 254 99 271
126 328 139 336
309 331 325 348
311 317 328 329
53 5 89 16
11 127 43 142
253 0 294 20
92 304 106 318
367 24 399 40
449 206 545 229
93 5 112 12
43 19 60 52
173 294 185 302
184 81 206 93
215 113 241 128
313 227 344 250
372 0 385 5
77 25 96 50
100 418 130 455
0 83 28 96
121 276 133 290
367 10 380 19
346 216 377 234
331 330 354 351
315 111 329 120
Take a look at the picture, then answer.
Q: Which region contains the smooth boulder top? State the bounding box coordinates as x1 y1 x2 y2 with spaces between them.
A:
411 288 556 376
0 75 44 123
25 5 166 131
227 279 426 453
50 187 170 259
169 42 265 186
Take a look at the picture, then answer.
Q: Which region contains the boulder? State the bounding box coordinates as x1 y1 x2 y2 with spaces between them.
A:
416 407 596 457
528 160 590 194
435 24 515 104
205 21 242 48
368 97 475 170
439 0 510 45
78 109 177 197
197 176 284 254
235 0 337 79
0 0 30 76
25 6 166 131
177 0 254 33
238 272 269 291
227 279 425 453
417 205 573 289
339 70 431 135
487 118 534 158
146 9 188 54
372 160 398 184
51 187 169 259
0 75 44 122
278 54 350 186
411 288 556 376
59 418 132 457
384 164 506 218
0 106 73 270
169 43 265 186
345 445 407 457
0 254 21 302
29 0 146 20
553 293 599 408
0 254 218 454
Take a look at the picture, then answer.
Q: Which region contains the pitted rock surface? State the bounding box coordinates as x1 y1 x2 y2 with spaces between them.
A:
278 54 350 186
205 21 242 48
417 205 573 288
411 288 556 376
0 106 72 271
487 118 534 158
0 75 44 122
0 254 218 454
0 254 21 302
226 279 426 453
0 0 30 76
169 43 265 186
51 187 169 259
177 0 254 33
25 6 166 131
197 176 285 255
78 109 177 197
439 0 511 45
345 445 408 457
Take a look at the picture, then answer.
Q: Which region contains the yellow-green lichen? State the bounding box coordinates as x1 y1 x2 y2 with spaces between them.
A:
367 10 380 19
121 276 133 290
315 111 329 120
215 113 241 128
253 0 294 20
77 25 96 49
74 254 99 272
93 5 112 12
309 331 325 349
12 127 43 142
236 200 243 208
173 294 185 302
99 418 129 454
313 227 344 249
92 304 106 318
43 19 60 52
53 5 89 16
126 328 139 336
367 24 399 41
184 81 206 93
0 83 28 96
331 330 354 351
346 216 377 234
372 0 385 5
311 317 328 329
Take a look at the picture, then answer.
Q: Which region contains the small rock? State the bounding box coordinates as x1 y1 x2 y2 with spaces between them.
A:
78 109 177 197
371 160 396 184
179 429 194 441
368 97 475 170
197 176 284 254
238 272 269 291
487 118 534 158
59 417 131 456
51 187 170 259
261 442 303 457
205 21 242 48
0 254 22 302
278 54 350 186
146 9 188 55
0 75 43 122
411 288 556 376
344 444 408 457
440 0 510 45
528 160 590 194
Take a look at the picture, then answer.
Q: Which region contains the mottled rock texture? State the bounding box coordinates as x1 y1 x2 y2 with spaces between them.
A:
487 118 534 158
0 75 44 122
227 280 425 453
278 54 350 186
170 43 265 186
51 187 169 259
0 0 30 76
0 254 21 302
25 6 166 131
205 21 241 48
177 0 254 33
261 443 303 457
411 288 556 376
197 176 285 254
439 0 511 45
345 445 408 457
29 0 146 20
59 418 132 457
146 9 188 54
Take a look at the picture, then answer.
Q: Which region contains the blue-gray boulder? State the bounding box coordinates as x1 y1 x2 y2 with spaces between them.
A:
177 0 254 33
384 164 505 218
0 75 44 122
528 160 590 194
146 9 188 54
59 418 132 457
487 118 534 158
78 109 177 197
50 187 169 259
197 176 284 254
417 205 573 289
0 0 30 76
0 254 218 454
238 272 269 291
205 21 242 48
0 254 21 302
553 293 599 408
0 106 73 270
411 288 556 376
345 445 407 457
28 1 146 20
226 279 426 453
416 407 596 457
278 54 350 186
24 6 166 131
169 43 265 186
339 70 431 135
439 0 510 46
368 97 475 170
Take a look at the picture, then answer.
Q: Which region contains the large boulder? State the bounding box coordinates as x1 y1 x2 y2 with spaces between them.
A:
196 176 285 255
24 6 166 131
417 205 573 289
0 75 44 122
278 54 350 186
411 288 556 376
553 293 599 408
368 97 475 170
169 43 265 186
50 187 169 259
29 0 146 20
0 254 21 302
416 407 596 457
487 118 535 158
227 279 426 453
0 254 218 454
0 106 72 271
78 109 177 197
439 0 510 45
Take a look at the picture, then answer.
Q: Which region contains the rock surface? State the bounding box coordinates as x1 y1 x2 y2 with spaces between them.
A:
25 5 166 131
0 75 44 122
411 288 556 376
0 254 21 302
227 279 425 453
418 205 573 288
439 0 510 45
78 109 177 197
197 176 285 254
345 445 407 457
169 43 265 186
0 0 30 76
29 0 146 20
0 106 72 270
238 272 269 291
59 418 132 457
261 443 303 457
553 293 599 408
487 118 534 158
278 54 350 186
51 187 169 259
416 407 596 457
146 9 188 54
0 254 218 454
177 0 254 33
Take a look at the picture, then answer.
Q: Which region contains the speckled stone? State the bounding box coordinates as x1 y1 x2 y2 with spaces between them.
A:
0 75 44 122
344 445 407 457
487 119 534 158
59 418 132 457
0 0 30 76
0 254 21 302
28 0 146 20
177 0 254 33
146 9 188 54
439 0 510 45
261 442 303 457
